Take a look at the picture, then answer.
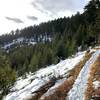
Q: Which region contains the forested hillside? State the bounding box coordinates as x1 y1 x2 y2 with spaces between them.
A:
0 0 100 99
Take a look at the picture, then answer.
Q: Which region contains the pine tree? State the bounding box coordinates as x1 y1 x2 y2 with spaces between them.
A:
76 25 87 46
95 7 100 43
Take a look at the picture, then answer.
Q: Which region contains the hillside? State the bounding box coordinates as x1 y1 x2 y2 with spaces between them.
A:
0 0 100 100
3 47 100 100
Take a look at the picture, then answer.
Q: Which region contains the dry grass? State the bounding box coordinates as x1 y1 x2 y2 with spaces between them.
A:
85 55 100 100
29 79 57 100
92 88 100 100
40 76 74 100
94 47 100 50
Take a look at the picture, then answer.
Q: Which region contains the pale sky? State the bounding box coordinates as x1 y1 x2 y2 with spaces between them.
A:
0 0 90 35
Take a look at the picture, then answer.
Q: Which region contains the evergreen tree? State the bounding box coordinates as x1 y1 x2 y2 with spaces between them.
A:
95 7 100 43
0 53 16 99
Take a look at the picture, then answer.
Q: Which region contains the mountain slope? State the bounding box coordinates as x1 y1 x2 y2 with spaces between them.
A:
3 47 100 100
3 51 85 100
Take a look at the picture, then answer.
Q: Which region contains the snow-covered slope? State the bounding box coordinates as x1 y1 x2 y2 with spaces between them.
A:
3 51 85 100
3 49 100 100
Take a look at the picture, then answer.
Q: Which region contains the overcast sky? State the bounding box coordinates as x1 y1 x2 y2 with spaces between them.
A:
0 0 90 35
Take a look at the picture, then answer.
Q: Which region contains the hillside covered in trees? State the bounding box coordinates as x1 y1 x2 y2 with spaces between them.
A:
0 0 100 99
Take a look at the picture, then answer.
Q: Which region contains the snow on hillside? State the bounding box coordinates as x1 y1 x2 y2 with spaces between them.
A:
2 42 15 49
1 37 36 49
1 36 52 50
68 50 100 100
3 51 85 100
